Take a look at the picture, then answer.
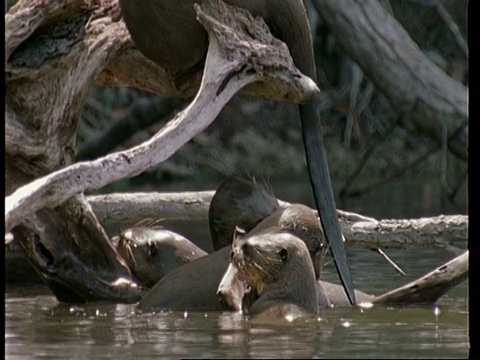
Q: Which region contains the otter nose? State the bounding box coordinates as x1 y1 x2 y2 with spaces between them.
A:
217 287 227 304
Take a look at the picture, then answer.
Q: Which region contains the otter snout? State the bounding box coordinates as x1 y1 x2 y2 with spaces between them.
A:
217 263 246 311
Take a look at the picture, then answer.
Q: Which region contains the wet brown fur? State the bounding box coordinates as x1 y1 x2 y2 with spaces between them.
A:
231 232 319 319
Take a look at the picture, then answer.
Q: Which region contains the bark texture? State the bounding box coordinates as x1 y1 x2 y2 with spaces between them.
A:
5 0 144 302
373 250 468 304
86 191 467 251
312 0 467 160
5 0 318 302
4 0 467 303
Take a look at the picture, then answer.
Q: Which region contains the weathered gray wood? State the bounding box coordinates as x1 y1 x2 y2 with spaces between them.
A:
88 191 215 224
339 214 467 251
5 0 143 303
5 0 318 234
85 191 467 251
13 196 145 302
311 0 467 160
373 250 468 304
4 0 318 303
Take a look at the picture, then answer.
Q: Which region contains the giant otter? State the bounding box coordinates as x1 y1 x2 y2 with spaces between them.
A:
209 177 279 251
118 0 356 304
138 177 372 311
230 232 319 320
139 203 332 311
132 177 463 312
115 227 207 288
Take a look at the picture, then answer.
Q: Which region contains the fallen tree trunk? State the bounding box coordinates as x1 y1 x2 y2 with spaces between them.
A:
88 191 215 224
85 191 467 251
311 0 467 160
5 0 467 305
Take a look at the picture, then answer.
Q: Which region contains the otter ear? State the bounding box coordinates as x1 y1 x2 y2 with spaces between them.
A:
278 248 288 262
233 226 246 240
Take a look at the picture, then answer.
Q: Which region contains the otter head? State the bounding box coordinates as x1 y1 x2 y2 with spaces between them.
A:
209 177 279 251
247 204 329 279
229 232 318 316
276 205 329 280
116 227 162 269
231 233 306 293
116 228 140 269
216 205 329 311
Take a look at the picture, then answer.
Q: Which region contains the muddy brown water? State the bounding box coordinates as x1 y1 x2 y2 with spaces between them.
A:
5 247 469 359
5 178 469 359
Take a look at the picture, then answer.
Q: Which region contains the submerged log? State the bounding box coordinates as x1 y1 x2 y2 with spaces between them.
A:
372 250 468 305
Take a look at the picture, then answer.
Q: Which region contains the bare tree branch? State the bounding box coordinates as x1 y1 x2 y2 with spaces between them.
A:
5 0 318 234
311 0 467 160
77 96 186 161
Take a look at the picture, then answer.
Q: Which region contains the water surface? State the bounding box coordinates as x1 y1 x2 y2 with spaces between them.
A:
5 248 469 359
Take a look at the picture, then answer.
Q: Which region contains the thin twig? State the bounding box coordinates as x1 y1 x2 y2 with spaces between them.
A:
436 4 468 57
373 248 406 276
339 121 397 197
343 123 466 197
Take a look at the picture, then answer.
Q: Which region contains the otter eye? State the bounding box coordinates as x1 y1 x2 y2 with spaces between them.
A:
148 243 157 257
230 250 234 260
313 240 324 255
278 248 288 262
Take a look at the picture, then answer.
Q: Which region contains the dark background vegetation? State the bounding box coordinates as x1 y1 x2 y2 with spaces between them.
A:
8 0 468 219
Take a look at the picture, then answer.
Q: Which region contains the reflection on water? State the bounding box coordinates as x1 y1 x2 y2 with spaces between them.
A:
5 248 469 359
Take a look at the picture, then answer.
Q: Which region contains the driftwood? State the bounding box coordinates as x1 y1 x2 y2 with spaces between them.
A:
77 96 187 161
5 0 147 303
5 0 317 301
5 0 318 234
373 250 468 305
311 0 467 160
5 1 466 158
337 212 467 252
4 0 467 306
85 191 467 251
88 191 215 224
